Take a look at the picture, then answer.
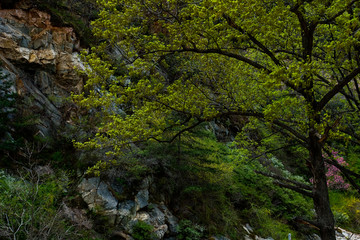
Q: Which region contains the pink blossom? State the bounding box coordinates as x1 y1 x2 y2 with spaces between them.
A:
310 150 350 190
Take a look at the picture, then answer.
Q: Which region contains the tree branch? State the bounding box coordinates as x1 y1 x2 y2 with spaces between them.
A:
273 119 308 144
222 14 281 66
256 170 313 191
223 111 308 144
317 67 360 111
274 180 314 198
317 0 359 24
178 47 270 73
149 119 204 143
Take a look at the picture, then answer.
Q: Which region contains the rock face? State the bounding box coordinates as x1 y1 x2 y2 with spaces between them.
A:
78 177 179 239
0 5 178 240
0 7 84 138
335 228 360 240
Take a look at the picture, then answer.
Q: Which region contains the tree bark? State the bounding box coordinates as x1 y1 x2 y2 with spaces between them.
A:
309 132 336 240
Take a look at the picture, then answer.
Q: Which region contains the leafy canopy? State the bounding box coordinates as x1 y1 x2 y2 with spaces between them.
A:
74 0 360 172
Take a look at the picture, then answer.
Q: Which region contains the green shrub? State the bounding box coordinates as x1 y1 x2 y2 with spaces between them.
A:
0 170 74 240
234 162 312 220
329 191 360 232
333 210 350 225
244 206 300 240
132 221 155 240
176 219 205 240
138 125 312 239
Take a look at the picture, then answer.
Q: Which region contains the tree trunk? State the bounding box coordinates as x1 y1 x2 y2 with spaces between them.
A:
309 133 336 240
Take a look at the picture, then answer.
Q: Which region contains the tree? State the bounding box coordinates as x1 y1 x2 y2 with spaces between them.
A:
74 0 360 239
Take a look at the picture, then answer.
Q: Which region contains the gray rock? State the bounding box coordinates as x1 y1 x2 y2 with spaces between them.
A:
118 200 136 218
109 178 124 195
77 176 180 239
153 224 168 239
335 227 360 240
0 9 85 140
78 177 139 226
0 18 30 48
149 205 166 225
135 189 149 211
158 204 178 234
78 177 118 211
20 71 63 127
243 224 253 235
128 204 172 240
97 181 118 210
134 211 151 222
78 177 100 208
34 71 53 95
32 31 51 49
0 67 16 94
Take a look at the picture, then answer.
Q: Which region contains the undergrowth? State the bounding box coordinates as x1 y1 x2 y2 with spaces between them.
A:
138 124 313 239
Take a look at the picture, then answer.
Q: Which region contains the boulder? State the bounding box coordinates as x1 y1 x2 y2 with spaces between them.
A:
78 177 118 211
117 200 136 225
77 176 178 240
135 189 149 211
78 177 138 226
158 204 178 234
129 203 178 240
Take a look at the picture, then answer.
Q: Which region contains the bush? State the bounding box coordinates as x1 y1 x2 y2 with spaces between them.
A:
132 221 155 240
176 219 205 240
330 191 360 232
0 170 74 240
139 125 312 239
244 206 300 240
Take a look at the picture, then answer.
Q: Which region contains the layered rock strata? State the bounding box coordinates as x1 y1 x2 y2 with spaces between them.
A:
0 8 84 137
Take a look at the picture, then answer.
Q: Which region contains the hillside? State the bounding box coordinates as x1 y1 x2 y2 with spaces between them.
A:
1 0 360 240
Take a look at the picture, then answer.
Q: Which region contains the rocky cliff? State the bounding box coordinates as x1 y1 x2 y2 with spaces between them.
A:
0 4 183 239
0 6 83 138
